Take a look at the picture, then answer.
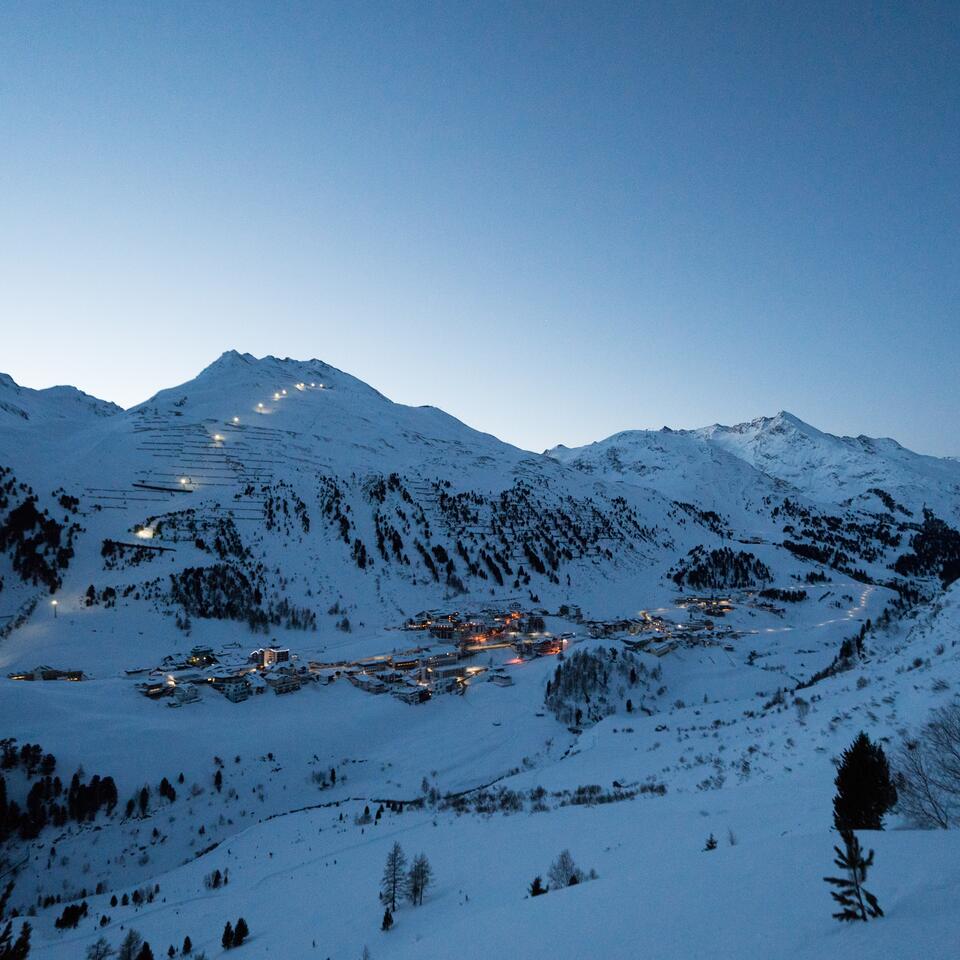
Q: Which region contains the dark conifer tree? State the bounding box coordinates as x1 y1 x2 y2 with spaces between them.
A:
824 830 883 922
704 833 718 851
381 908 393 931
380 843 407 912
233 918 248 946
0 920 30 960
182 936 191 955
221 921 234 950
833 732 897 830
528 876 546 897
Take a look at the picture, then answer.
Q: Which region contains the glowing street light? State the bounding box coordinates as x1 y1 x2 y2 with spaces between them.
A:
232 416 240 423
51 599 58 619
273 392 281 400
257 403 264 410
179 477 189 486
213 434 224 442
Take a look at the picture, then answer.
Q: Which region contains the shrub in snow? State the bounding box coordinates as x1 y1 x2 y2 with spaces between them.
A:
896 701 960 828
547 850 585 889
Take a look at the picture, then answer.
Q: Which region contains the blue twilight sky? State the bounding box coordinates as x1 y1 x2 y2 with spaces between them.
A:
0 1 957 455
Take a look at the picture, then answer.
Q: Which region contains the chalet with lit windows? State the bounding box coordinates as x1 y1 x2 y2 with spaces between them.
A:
250 645 291 668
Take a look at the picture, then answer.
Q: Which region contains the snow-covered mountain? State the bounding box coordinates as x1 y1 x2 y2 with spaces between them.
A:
696 412 960 520
548 410 960 523
1 354 957 649
0 371 121 426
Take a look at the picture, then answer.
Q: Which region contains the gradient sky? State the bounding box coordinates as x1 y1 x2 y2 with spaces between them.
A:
1 1 957 455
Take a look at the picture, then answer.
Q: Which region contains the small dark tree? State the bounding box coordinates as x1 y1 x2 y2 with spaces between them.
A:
381 908 393 931
704 833 718 851
380 842 407 912
407 853 432 906
182 936 191 955
0 921 30 960
214 770 223 793
222 921 234 950
833 732 897 830
528 876 546 897
135 943 154 960
86 936 114 960
233 918 248 946
824 829 883 922
118 932 143 960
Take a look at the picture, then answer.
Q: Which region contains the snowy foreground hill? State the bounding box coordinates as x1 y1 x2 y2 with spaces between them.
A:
1 352 959 959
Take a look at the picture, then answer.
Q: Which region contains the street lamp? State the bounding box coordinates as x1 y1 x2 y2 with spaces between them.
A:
51 599 58 619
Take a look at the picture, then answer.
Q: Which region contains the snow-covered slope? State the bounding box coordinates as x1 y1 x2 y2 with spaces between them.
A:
546 426 790 529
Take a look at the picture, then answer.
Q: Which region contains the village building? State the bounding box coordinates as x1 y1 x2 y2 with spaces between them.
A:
250 645 291 668
265 671 301 695
217 674 251 703
9 665 86 682
187 646 217 666
349 672 388 694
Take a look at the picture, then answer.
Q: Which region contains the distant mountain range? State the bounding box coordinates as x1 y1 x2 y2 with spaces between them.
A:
0 351 957 634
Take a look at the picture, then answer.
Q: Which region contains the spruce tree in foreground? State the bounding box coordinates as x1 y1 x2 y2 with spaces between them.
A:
381 908 393 931
824 829 883 922
221 922 234 950
833 731 897 830
233 918 248 946
380 843 407 912
528 876 546 897
703 833 718 851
